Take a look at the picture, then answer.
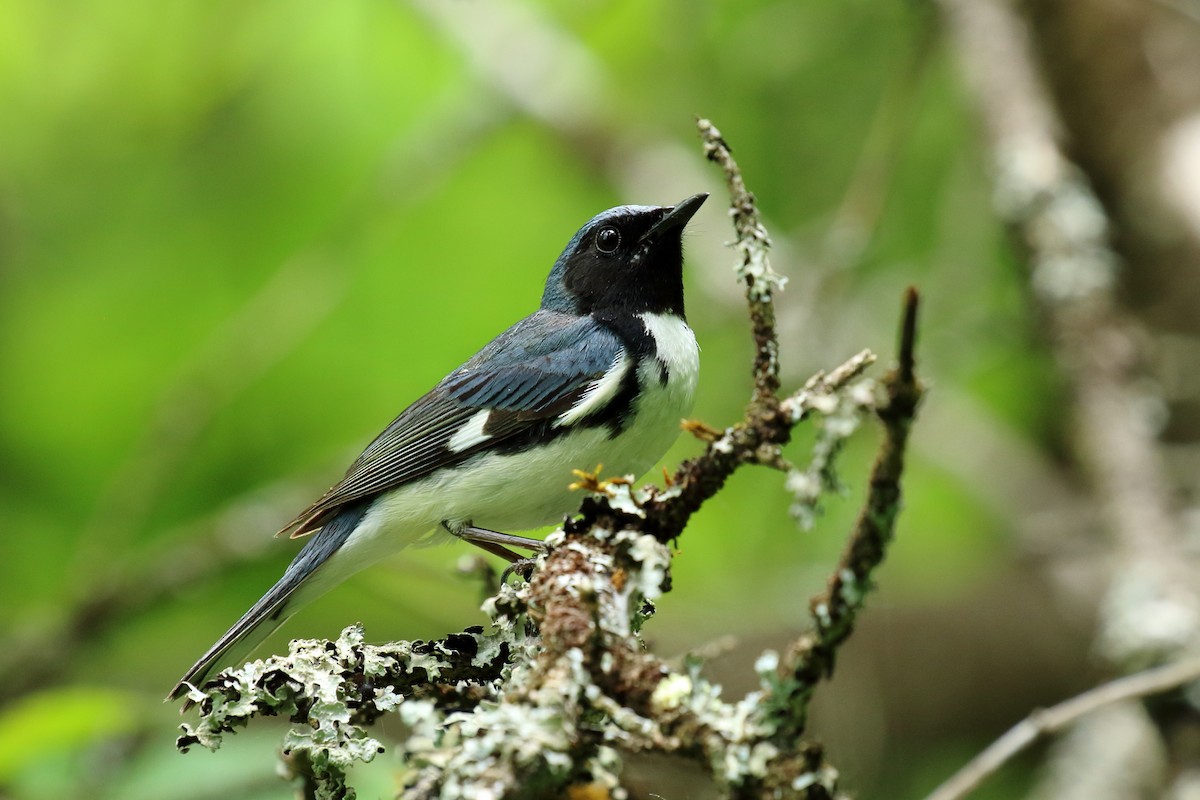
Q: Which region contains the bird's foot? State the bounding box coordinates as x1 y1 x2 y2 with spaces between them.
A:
501 556 539 584
681 418 723 442
567 464 632 494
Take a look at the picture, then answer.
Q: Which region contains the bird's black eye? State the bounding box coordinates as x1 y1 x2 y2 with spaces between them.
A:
596 227 620 254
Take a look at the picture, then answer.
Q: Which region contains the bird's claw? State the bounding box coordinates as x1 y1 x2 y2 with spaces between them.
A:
568 464 632 494
681 418 723 442
501 556 539 584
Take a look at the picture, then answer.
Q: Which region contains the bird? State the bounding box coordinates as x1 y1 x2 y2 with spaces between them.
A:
169 192 707 701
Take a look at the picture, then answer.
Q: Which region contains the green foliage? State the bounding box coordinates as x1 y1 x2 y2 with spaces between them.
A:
0 686 139 780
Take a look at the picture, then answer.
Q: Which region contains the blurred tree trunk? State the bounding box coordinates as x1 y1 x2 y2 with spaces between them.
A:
1026 0 1200 446
939 0 1200 796
1021 4 1200 791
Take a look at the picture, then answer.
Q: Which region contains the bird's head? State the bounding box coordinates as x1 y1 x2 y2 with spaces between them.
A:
541 193 708 319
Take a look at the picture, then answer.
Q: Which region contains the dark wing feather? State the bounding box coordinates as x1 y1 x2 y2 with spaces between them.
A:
282 312 623 537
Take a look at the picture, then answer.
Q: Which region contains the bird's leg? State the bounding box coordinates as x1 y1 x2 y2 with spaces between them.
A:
442 521 549 564
465 537 524 563
460 526 550 553
461 527 549 582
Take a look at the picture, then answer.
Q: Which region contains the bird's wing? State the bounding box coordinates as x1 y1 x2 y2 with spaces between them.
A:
281 312 628 537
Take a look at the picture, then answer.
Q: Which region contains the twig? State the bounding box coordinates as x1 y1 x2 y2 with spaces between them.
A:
697 118 785 406
924 654 1200 800
639 119 862 542
768 289 923 739
642 347 874 544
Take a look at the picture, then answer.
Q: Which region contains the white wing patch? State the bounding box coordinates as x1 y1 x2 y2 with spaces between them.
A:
555 348 629 428
447 409 494 453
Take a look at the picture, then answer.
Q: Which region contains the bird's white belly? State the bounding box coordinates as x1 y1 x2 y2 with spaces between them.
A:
337 313 698 569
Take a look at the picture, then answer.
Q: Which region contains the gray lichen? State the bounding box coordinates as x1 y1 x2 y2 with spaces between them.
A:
786 377 877 529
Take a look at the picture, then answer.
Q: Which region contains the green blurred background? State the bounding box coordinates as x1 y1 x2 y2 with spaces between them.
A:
0 1 1085 797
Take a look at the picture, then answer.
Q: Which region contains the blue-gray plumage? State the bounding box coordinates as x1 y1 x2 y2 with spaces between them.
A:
170 193 707 701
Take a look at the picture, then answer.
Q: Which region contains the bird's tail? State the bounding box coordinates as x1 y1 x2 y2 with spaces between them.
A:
167 500 371 702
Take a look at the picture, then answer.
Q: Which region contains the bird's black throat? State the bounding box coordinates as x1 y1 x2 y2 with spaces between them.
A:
561 227 687 318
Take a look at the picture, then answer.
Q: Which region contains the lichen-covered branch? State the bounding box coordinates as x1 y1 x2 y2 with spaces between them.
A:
769 290 923 742
697 118 786 406
640 120 875 543
175 120 924 800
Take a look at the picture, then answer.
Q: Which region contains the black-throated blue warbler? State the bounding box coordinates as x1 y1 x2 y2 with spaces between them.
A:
170 192 707 699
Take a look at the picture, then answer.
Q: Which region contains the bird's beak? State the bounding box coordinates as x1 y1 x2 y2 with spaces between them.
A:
641 192 709 242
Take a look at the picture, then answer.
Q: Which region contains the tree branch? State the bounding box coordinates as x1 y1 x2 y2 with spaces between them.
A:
769 290 923 741
175 119 924 800
697 118 786 406
924 653 1200 800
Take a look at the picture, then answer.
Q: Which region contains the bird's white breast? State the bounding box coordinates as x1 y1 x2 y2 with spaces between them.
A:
336 313 699 571
623 311 701 473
